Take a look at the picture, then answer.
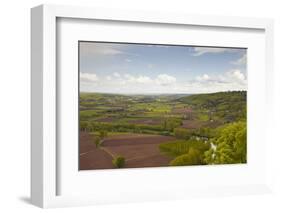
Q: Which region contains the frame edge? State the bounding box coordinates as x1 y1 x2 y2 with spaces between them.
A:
31 5 44 208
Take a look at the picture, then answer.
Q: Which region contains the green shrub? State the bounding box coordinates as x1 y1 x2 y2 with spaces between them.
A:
112 156 126 168
162 118 182 131
204 121 247 164
159 139 210 157
170 148 202 166
173 128 192 139
99 130 108 139
160 131 171 136
159 140 190 157
94 136 101 148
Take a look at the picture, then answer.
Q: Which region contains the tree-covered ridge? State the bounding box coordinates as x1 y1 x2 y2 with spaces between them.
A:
178 91 247 123
178 91 246 106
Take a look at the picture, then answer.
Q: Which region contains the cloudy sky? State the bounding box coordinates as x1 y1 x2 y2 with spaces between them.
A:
79 41 247 94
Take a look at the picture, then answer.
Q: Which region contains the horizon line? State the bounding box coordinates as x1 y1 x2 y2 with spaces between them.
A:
80 90 247 95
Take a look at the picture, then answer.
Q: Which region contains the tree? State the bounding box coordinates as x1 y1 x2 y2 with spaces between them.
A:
233 125 247 162
112 156 126 168
94 136 101 148
196 127 212 138
80 121 90 132
174 128 192 140
163 118 182 131
204 121 246 164
99 130 108 139
162 119 167 130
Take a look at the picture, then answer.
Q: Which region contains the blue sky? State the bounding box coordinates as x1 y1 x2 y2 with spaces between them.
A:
79 42 247 94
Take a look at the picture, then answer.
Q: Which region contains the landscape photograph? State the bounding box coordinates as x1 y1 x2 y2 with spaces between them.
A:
79 41 247 170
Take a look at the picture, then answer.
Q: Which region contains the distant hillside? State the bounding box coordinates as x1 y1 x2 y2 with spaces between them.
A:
178 91 247 122
178 91 246 106
80 92 191 103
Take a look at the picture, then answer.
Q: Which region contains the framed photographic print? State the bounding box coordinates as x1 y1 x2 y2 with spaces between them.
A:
78 41 247 170
31 4 274 208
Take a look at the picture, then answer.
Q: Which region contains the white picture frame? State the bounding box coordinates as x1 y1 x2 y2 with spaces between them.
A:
31 4 274 208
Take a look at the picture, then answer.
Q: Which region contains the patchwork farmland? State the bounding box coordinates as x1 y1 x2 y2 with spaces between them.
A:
79 91 247 170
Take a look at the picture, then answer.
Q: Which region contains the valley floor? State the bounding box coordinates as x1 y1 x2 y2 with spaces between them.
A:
79 132 174 170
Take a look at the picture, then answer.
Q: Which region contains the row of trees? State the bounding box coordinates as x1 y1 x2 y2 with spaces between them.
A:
82 120 217 141
81 121 164 133
162 118 182 131
173 127 214 140
81 119 183 136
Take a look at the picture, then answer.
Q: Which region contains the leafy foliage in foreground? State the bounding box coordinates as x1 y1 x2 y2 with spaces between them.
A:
170 148 203 166
159 139 210 163
160 122 246 166
204 121 247 164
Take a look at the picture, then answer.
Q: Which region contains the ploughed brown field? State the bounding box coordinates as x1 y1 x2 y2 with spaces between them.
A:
79 132 175 170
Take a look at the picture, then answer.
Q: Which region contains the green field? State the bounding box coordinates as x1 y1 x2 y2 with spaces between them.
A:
80 91 247 167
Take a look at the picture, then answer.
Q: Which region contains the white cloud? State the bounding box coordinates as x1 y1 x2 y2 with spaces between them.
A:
156 74 177 86
192 47 236 56
113 72 121 78
80 70 246 94
107 73 176 86
193 69 246 93
124 74 152 84
124 74 134 81
196 70 246 84
226 69 246 84
122 73 176 86
196 74 210 82
231 53 247 65
125 58 132 62
136 76 152 84
80 73 99 83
